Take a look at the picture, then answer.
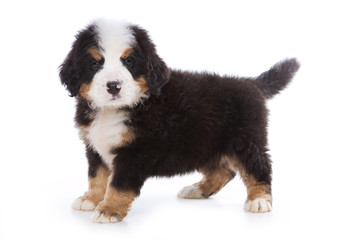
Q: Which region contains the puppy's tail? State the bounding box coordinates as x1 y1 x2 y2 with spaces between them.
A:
254 58 300 99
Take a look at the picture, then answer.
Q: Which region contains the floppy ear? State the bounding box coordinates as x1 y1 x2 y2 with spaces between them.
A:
59 24 98 97
59 54 80 97
146 54 170 96
131 25 170 96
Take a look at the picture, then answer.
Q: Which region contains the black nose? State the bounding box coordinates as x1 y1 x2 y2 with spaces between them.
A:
106 81 121 95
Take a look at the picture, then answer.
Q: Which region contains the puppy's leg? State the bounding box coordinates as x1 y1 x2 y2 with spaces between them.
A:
92 153 146 223
238 145 272 213
241 168 272 213
178 165 235 199
72 147 110 211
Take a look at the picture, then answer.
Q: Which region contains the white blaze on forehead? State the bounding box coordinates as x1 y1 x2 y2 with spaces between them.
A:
95 19 134 56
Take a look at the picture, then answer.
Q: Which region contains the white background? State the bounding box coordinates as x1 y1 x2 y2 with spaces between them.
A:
0 0 359 239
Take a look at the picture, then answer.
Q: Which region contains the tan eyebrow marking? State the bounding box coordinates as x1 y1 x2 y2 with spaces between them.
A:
88 47 103 61
121 47 133 59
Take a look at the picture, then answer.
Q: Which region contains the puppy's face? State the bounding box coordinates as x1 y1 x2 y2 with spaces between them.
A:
60 19 170 108
83 21 146 108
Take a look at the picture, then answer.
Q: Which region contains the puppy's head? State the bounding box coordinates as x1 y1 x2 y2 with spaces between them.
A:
59 19 169 108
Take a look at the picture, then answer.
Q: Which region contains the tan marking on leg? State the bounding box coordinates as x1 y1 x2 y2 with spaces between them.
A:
238 164 272 202
178 158 235 199
135 76 149 93
121 47 133 59
88 47 103 61
220 155 240 173
72 165 110 211
197 167 235 197
239 163 272 213
92 186 136 223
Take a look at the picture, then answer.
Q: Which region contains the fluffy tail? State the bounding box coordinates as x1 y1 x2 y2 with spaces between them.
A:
255 58 300 99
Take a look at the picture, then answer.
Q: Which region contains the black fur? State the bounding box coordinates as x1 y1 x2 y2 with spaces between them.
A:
86 146 105 178
110 70 277 193
255 58 300 99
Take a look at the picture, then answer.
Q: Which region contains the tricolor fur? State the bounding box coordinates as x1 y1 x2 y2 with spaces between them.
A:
59 19 300 223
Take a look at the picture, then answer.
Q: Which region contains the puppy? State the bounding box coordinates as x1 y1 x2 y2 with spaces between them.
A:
59 19 300 223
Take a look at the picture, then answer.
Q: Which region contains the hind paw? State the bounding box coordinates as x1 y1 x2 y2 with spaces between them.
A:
177 184 205 199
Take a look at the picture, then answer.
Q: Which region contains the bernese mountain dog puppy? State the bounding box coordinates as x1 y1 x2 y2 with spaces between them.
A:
59 19 300 223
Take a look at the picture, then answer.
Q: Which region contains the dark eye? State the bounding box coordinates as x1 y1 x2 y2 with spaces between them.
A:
90 61 101 70
124 58 133 67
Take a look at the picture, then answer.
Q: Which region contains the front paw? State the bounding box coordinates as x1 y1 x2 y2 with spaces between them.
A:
72 197 96 211
91 201 126 223
72 191 104 211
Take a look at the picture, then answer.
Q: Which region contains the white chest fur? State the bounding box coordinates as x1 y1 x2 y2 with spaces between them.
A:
87 109 129 169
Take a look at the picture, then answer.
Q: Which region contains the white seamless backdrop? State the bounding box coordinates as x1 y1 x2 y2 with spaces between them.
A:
0 0 359 239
